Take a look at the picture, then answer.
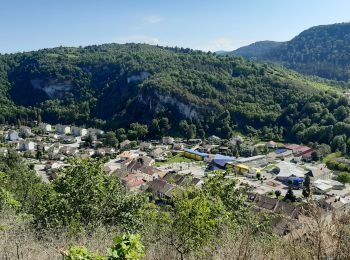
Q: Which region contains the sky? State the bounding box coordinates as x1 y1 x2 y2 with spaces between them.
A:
1 0 350 54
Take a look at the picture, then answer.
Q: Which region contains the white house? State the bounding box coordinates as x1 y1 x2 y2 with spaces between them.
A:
7 130 19 141
275 161 306 181
39 123 52 132
72 126 87 137
21 141 36 151
139 142 153 151
162 136 175 145
56 125 71 135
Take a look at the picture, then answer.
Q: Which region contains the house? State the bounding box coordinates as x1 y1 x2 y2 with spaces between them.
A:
208 135 221 143
146 179 178 199
162 136 175 145
120 140 131 150
320 196 350 213
105 147 117 155
7 130 19 141
138 166 166 181
60 146 78 156
122 174 146 191
37 142 50 152
87 128 104 136
173 143 185 151
56 125 71 135
163 173 203 187
119 150 138 161
150 147 166 160
183 149 209 161
266 140 277 149
313 179 345 194
248 193 301 219
20 126 32 136
39 123 52 132
305 164 332 181
284 144 312 157
61 135 76 144
71 126 87 137
21 141 36 151
274 161 306 181
82 148 95 156
139 142 153 151
225 163 250 174
136 155 154 166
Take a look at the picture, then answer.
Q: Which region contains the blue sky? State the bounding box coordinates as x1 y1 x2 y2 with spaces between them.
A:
1 0 349 53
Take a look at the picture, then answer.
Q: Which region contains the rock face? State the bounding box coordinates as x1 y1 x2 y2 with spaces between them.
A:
127 72 151 84
31 79 72 98
139 90 211 121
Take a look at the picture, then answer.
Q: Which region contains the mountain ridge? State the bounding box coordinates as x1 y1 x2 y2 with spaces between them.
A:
223 22 350 81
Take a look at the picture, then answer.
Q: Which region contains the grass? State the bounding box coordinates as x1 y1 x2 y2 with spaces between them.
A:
154 155 193 167
322 152 342 163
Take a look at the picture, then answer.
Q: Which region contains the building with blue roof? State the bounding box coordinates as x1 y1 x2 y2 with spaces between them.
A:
183 149 209 161
213 154 236 168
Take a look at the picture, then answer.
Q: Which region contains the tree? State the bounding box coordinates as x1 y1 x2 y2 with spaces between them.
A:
129 123 148 140
107 234 145 260
169 187 229 260
159 117 171 135
32 159 147 229
104 131 118 147
284 186 296 202
302 175 311 198
337 172 350 184
331 135 347 153
275 190 281 198
179 120 196 139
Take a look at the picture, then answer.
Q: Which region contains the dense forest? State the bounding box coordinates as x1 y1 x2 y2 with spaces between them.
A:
227 22 350 81
0 43 350 146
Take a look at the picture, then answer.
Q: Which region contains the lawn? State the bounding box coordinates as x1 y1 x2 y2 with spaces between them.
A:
154 155 193 167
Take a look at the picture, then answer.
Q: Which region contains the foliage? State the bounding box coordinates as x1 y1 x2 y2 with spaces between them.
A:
31 159 147 230
302 175 311 198
230 22 350 81
169 187 230 259
65 246 104 260
284 187 296 202
337 172 350 184
107 234 145 260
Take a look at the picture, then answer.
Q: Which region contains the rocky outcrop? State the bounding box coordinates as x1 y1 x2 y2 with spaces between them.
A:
139 90 211 120
30 79 72 98
127 72 150 84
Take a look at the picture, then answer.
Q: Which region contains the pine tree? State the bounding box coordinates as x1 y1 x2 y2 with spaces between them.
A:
302 175 311 198
284 186 296 202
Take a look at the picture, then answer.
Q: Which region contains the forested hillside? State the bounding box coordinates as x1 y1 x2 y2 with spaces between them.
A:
228 22 350 81
0 43 349 144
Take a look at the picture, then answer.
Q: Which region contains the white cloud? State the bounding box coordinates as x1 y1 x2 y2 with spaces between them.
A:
114 35 160 45
143 15 162 24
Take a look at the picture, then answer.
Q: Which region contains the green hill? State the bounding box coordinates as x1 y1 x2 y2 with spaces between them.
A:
229 41 282 59
229 22 350 81
0 43 349 143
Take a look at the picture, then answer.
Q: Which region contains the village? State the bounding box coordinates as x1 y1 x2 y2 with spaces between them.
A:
1 122 350 236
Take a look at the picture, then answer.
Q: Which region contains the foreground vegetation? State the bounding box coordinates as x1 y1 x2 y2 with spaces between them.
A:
2 153 350 259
